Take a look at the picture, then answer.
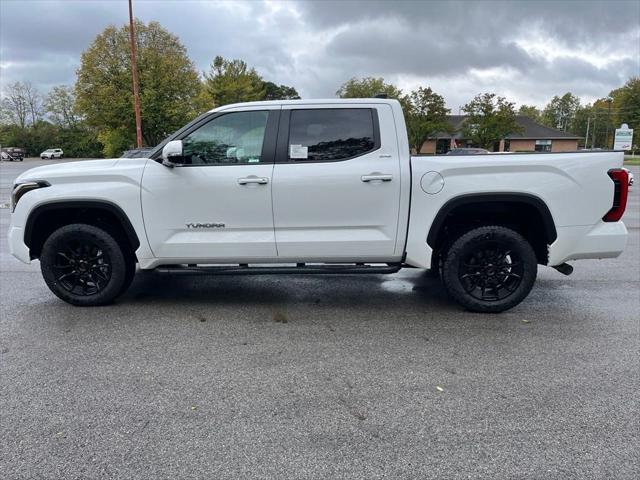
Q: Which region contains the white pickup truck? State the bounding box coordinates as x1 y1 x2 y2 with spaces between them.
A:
8 99 629 312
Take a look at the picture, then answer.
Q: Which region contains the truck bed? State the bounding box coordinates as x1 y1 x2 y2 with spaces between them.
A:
405 151 627 268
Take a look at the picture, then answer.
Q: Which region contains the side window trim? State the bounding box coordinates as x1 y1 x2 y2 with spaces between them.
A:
260 110 280 165
153 109 280 166
275 107 381 164
275 109 291 164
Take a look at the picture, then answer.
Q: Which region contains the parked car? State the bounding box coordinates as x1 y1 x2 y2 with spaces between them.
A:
0 147 25 161
40 148 64 159
9 99 629 312
120 147 153 158
622 167 634 187
446 148 489 155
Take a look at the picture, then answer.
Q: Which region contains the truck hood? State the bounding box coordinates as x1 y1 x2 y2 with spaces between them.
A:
15 158 123 183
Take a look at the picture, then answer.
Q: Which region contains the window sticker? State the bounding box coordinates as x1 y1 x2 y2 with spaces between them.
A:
289 144 308 159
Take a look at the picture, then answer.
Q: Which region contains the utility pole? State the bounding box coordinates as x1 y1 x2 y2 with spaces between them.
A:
128 0 143 148
605 98 612 149
584 117 590 149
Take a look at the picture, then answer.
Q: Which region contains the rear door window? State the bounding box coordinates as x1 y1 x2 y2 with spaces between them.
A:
288 108 378 162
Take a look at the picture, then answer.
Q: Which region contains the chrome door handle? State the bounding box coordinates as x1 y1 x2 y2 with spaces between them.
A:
238 176 269 185
361 174 393 182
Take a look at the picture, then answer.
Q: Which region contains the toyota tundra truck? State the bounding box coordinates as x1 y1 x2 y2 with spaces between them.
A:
8 99 629 312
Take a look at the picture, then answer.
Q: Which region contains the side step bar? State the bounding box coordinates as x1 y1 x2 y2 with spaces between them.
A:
155 263 402 275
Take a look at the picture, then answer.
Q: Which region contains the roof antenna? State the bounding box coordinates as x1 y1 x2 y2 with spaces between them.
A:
374 93 388 99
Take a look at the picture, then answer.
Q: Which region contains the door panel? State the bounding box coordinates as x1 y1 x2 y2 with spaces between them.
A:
140 109 279 260
141 162 276 259
272 104 402 260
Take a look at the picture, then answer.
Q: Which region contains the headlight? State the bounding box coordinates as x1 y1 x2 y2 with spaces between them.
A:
11 181 50 212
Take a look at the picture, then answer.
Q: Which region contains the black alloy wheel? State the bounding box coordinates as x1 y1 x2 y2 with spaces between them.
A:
458 244 524 302
40 224 132 306
442 225 537 313
52 239 112 296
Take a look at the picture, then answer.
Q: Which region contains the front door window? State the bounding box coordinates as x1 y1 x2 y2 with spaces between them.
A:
182 111 269 165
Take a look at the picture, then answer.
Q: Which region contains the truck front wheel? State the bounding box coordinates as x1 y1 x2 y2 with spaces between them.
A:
40 224 132 306
441 226 537 313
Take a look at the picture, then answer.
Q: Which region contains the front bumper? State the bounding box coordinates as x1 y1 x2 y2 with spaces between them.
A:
549 221 628 266
8 225 31 264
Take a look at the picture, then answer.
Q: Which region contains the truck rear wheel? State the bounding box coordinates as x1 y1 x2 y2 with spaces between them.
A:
40 224 132 306
441 225 537 313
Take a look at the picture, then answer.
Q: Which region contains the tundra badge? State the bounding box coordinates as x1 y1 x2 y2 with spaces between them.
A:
186 222 225 229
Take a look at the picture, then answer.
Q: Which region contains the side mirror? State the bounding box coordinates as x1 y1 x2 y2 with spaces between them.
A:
162 140 185 167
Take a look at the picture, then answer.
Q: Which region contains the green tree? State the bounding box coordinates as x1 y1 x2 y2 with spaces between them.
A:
44 85 103 157
403 87 451 153
571 104 593 148
518 104 541 122
192 85 215 115
541 93 580 132
591 97 618 148
0 121 57 155
96 127 131 158
609 77 640 147
263 81 300 100
564 102 615 150
76 20 201 155
0 117 103 158
204 56 266 107
1 83 101 157
461 93 522 150
336 77 402 99
44 85 81 129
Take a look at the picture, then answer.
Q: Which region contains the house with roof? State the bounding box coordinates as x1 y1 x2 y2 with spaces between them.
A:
419 115 581 154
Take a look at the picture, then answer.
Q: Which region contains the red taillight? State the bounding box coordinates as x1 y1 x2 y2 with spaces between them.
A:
603 169 629 222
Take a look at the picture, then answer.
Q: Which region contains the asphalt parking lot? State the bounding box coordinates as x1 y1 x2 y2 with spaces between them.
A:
1 158 638 479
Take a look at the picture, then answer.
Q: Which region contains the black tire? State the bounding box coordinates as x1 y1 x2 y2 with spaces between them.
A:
40 224 133 306
441 225 537 313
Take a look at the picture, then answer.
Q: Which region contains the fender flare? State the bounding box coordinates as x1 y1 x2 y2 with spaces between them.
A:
426 193 557 247
24 200 140 251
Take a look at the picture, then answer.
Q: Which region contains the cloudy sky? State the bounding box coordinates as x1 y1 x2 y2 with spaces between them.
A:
1 0 638 110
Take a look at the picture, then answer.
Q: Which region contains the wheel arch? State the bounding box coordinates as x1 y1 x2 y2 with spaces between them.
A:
427 193 557 265
24 200 140 260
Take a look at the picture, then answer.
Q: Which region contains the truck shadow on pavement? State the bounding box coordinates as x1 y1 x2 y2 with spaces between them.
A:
119 269 456 311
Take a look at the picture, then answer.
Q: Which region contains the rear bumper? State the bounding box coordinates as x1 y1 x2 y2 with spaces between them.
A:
8 225 31 264
549 221 628 266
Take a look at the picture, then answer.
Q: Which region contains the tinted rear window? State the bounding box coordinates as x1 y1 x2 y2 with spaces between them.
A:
288 109 377 161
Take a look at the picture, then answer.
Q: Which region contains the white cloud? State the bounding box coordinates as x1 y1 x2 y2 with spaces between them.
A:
1 0 638 110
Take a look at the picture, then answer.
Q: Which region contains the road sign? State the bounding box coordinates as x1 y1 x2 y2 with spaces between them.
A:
614 124 633 151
